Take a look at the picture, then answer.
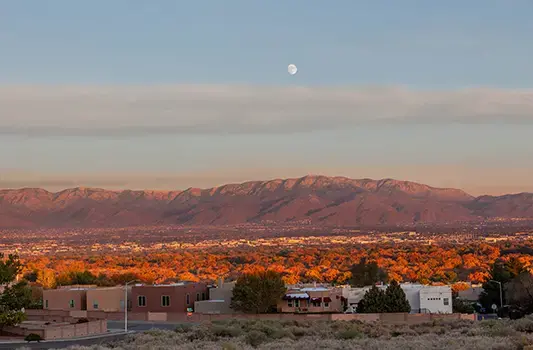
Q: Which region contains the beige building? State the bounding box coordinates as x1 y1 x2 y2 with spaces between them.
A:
43 287 91 311
86 286 131 312
195 280 236 314
279 287 344 313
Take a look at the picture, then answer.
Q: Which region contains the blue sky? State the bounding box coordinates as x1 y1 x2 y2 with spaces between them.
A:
1 1 533 194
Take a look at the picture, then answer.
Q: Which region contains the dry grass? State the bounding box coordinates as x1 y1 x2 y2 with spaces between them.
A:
15 316 533 350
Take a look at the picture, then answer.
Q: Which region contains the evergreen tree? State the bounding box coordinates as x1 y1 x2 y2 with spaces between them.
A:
349 257 388 287
356 285 386 313
384 280 411 313
230 270 286 314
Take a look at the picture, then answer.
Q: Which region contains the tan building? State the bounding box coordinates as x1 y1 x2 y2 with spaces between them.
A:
279 287 344 313
86 286 131 312
195 280 236 314
43 287 91 311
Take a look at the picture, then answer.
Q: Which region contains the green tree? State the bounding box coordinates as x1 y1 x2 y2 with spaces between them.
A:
230 270 286 314
0 254 27 330
356 285 386 313
506 271 533 314
0 254 22 284
384 280 411 313
479 258 526 311
349 258 388 287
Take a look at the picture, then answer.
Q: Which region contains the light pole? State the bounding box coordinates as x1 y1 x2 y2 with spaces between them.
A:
489 280 503 310
124 280 139 333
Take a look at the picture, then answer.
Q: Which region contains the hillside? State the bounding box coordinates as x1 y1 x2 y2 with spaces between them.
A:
0 175 532 228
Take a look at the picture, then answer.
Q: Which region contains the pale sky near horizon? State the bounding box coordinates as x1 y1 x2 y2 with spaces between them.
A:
1 1 533 196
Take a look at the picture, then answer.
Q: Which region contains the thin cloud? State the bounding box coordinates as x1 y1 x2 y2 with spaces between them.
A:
1 85 533 136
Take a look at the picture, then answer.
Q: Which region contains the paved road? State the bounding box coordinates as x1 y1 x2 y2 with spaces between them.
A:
0 332 130 349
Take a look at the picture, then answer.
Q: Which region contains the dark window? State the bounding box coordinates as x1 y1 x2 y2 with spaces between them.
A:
443 298 449 306
201 292 206 300
196 293 200 301
93 301 99 309
186 293 190 305
45 300 48 308
138 295 146 307
69 300 75 308
161 295 170 307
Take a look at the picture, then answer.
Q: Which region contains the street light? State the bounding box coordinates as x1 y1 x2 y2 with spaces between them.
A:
125 280 139 333
489 280 503 311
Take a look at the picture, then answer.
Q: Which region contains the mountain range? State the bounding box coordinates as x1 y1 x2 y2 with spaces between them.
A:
1 175 532 228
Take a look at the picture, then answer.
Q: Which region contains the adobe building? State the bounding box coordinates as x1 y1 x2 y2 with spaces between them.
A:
43 287 92 311
86 286 131 312
279 287 344 313
195 279 236 314
131 282 208 313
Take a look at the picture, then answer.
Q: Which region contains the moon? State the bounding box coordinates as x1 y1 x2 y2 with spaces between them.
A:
288 64 298 75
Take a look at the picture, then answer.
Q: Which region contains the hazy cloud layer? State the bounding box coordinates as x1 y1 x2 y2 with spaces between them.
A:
1 85 533 136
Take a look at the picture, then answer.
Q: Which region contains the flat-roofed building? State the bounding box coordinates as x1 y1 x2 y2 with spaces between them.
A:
86 286 131 312
43 287 91 311
131 282 208 313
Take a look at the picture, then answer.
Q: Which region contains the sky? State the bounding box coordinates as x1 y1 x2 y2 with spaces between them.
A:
1 1 533 195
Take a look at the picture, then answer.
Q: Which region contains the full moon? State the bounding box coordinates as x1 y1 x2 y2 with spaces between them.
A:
288 64 298 75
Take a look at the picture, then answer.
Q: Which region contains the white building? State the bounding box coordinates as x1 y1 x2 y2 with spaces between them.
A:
341 283 452 314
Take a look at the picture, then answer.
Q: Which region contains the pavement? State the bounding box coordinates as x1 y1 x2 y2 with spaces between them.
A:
108 320 187 331
0 330 133 349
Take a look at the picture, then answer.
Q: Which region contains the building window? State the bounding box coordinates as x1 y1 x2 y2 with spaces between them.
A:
196 293 200 302
186 293 190 305
201 292 206 301
138 295 146 307
161 295 171 307
288 300 293 307
294 300 300 308
324 302 329 308
443 298 449 306
312 301 321 307
93 301 99 309
45 300 48 308
69 300 75 308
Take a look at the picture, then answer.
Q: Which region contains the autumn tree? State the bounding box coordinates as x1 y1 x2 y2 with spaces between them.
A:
349 258 388 287
384 280 411 313
356 286 386 313
230 270 286 314
0 254 28 330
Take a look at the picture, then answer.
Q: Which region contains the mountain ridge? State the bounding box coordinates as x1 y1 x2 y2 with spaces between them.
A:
0 175 531 228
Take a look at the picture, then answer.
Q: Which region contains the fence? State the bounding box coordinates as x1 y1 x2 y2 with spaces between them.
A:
25 309 476 325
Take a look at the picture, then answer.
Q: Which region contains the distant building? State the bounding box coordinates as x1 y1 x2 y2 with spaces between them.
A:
86 286 131 312
131 282 208 313
457 286 484 303
278 286 344 313
195 278 236 314
342 283 453 314
43 287 92 311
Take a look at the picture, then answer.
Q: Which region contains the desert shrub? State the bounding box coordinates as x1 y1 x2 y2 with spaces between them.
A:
175 323 194 333
212 325 242 338
221 342 238 350
24 333 42 342
338 328 363 339
270 328 295 340
289 326 307 337
513 317 533 333
245 330 268 347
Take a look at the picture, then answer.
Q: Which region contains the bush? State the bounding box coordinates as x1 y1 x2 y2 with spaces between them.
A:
174 323 193 333
212 325 242 338
338 328 362 339
245 330 268 347
513 317 533 333
24 333 42 342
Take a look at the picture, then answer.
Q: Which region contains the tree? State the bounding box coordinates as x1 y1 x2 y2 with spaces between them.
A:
0 254 27 330
506 272 533 314
0 254 22 284
479 258 526 311
356 285 386 313
37 269 56 289
230 270 286 314
384 280 411 313
349 258 388 287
